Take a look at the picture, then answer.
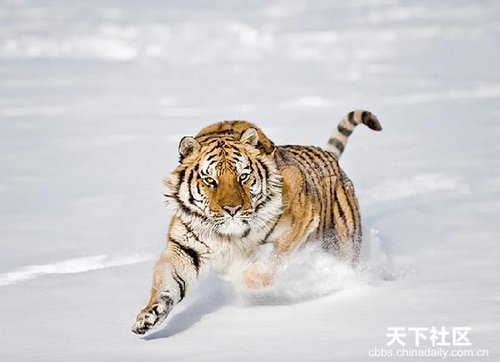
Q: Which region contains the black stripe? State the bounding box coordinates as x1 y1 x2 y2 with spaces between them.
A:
177 168 186 186
253 159 265 186
332 202 345 247
302 215 316 241
175 194 208 221
328 138 345 154
187 164 205 204
202 141 224 157
253 160 269 208
180 220 210 251
347 111 356 126
172 271 186 301
260 160 270 183
187 168 195 204
262 214 282 244
340 181 357 236
242 227 251 238
228 144 240 153
334 188 346 222
207 159 217 168
334 181 356 238
247 157 262 194
361 111 368 124
337 124 352 137
197 130 237 140
254 193 274 212
169 239 201 273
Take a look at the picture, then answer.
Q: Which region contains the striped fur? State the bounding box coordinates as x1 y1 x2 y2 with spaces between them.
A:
132 113 381 335
327 109 382 158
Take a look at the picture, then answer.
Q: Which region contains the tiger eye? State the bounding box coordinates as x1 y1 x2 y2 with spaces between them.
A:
202 177 217 187
239 173 250 184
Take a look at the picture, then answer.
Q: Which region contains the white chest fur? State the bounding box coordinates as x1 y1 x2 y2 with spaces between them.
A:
204 226 269 275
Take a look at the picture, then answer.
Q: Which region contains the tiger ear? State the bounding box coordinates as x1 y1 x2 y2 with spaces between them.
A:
178 136 201 159
240 128 259 146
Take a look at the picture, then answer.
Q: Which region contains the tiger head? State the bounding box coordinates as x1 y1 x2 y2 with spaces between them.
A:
165 121 283 238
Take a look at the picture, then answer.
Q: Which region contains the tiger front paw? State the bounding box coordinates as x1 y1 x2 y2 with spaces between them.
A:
243 263 274 289
131 296 174 335
245 271 273 289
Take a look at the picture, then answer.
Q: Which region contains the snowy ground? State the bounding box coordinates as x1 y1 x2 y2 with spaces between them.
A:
1 1 500 361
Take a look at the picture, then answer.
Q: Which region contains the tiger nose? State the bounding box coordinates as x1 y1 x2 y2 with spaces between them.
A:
222 205 242 217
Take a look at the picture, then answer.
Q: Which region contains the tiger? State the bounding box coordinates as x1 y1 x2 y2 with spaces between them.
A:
132 110 382 335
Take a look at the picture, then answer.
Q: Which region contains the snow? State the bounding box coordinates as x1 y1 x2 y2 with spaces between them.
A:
1 0 499 361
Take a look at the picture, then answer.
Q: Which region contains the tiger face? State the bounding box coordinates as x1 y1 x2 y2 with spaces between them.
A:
165 127 283 238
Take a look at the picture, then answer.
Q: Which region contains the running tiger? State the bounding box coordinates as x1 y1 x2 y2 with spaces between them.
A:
132 110 382 335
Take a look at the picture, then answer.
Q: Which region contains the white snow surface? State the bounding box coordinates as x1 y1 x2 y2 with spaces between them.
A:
1 1 499 361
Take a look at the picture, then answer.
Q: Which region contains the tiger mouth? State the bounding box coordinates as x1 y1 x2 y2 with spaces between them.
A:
210 214 253 223
209 217 252 235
